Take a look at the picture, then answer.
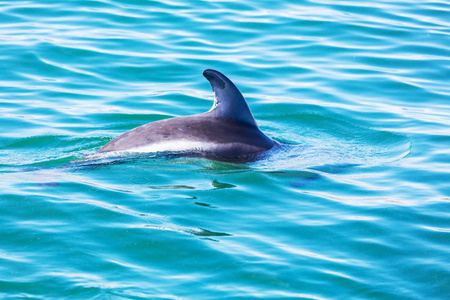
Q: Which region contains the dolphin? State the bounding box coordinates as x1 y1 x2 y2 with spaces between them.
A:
98 69 276 161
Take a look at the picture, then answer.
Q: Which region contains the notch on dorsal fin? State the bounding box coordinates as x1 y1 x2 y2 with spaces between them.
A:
203 69 258 128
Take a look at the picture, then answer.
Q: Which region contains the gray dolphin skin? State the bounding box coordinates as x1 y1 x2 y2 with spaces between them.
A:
98 69 276 161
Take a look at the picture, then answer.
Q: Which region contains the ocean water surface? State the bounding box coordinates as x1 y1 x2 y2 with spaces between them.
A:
1 0 449 299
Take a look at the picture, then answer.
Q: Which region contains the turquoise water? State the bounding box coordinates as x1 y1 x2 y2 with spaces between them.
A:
1 0 449 298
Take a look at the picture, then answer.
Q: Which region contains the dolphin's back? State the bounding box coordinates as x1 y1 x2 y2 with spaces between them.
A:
98 69 275 160
99 114 274 158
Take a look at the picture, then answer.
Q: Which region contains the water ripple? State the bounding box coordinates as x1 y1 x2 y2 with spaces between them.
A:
1 0 450 299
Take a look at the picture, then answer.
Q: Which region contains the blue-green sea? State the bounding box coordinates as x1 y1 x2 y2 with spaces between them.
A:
1 0 449 299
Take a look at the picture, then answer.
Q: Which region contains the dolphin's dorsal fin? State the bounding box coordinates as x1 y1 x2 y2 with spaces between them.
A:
203 69 258 128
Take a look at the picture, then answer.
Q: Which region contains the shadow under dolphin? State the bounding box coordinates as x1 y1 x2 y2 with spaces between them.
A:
98 69 278 162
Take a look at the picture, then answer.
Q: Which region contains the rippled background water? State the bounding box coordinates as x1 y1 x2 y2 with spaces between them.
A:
1 0 450 299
